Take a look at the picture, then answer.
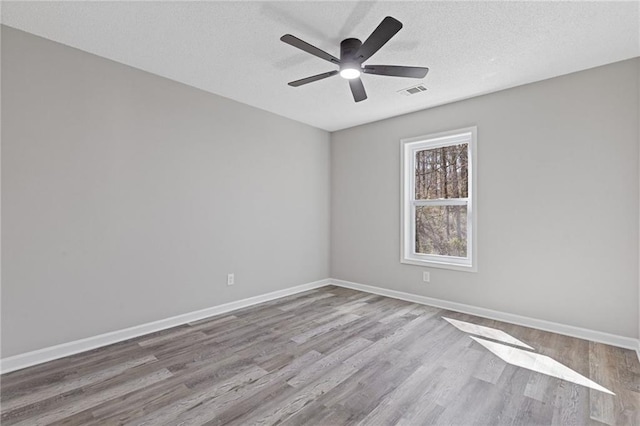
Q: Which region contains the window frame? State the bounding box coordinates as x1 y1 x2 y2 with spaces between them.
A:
400 126 477 272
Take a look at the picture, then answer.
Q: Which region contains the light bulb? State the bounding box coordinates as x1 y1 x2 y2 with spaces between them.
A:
339 68 361 79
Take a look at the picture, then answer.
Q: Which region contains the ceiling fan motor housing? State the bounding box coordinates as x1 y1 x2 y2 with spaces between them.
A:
340 38 363 73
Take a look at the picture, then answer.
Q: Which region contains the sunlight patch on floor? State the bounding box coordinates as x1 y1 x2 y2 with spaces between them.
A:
442 317 533 349
470 336 615 395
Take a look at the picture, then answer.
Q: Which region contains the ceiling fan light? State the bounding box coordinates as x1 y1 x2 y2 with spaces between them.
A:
340 68 361 79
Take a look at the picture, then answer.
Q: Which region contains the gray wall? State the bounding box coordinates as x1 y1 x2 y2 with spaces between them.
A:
1 26 330 357
331 58 640 339
2 25 638 360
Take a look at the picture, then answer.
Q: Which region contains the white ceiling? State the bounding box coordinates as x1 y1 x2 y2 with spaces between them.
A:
2 1 639 132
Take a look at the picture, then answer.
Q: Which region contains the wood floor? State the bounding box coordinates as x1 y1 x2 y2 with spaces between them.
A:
1 286 638 425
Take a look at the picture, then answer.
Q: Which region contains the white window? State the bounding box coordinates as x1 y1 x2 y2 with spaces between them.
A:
401 127 477 271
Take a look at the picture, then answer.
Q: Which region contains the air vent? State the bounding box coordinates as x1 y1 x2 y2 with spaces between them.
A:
398 84 428 96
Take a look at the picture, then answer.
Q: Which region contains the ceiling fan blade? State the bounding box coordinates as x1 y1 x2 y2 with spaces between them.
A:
280 34 340 64
355 16 402 63
363 65 429 78
349 77 367 102
288 71 339 87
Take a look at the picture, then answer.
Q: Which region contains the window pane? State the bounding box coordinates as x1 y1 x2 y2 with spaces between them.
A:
415 205 467 257
415 144 468 200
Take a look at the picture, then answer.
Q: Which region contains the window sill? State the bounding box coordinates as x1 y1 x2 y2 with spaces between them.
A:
400 258 477 273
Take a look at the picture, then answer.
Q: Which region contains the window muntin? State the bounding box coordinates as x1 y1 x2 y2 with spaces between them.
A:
401 128 476 271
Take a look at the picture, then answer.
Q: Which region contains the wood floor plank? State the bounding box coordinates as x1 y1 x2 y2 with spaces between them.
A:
392 367 448 425
524 370 554 403
0 340 141 388
433 376 500 425
589 341 620 425
175 351 325 425
8 369 173 426
286 337 373 388
123 365 268 426
341 314 432 369
551 381 589 425
229 363 359 426
1 285 637 425
377 303 419 324
357 362 445 425
487 365 541 425
1 342 151 399
472 349 507 384
332 356 418 424
277 292 335 311
1 355 158 413
87 383 192 425
290 313 360 344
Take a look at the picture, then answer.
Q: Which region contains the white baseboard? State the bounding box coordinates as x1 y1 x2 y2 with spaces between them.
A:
0 279 331 374
330 278 640 354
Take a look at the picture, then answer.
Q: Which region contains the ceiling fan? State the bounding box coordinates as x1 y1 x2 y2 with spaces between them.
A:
280 16 429 102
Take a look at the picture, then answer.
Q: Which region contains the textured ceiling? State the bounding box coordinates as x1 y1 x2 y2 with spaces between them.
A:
2 1 639 131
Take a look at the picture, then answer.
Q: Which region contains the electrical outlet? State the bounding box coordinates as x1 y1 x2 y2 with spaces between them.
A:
227 273 235 286
423 271 430 283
